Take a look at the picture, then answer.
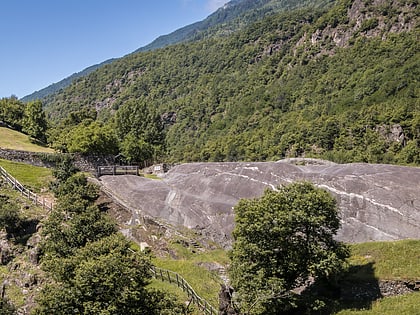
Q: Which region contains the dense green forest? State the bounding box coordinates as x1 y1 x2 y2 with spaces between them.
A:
23 0 420 165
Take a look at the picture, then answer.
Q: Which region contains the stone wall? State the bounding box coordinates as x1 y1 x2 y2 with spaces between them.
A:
0 149 55 168
0 148 114 173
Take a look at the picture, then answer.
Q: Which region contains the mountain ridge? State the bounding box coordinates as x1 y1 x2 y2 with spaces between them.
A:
22 0 322 102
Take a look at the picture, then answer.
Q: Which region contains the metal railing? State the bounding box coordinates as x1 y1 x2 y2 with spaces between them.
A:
97 165 139 177
0 166 53 211
151 266 218 315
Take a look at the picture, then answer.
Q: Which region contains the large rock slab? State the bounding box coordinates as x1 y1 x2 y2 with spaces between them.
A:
99 160 420 246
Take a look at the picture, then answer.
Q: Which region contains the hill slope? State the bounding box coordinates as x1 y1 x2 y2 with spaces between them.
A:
44 0 419 165
0 127 53 153
23 0 328 102
21 59 115 103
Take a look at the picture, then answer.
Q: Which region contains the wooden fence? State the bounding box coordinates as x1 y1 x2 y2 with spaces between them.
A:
97 165 139 177
0 166 53 211
151 266 219 315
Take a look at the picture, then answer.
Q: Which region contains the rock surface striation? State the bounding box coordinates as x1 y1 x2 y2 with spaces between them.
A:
99 160 420 247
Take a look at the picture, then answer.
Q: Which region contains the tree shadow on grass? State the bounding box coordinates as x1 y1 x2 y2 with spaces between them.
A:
336 262 382 310
299 262 381 315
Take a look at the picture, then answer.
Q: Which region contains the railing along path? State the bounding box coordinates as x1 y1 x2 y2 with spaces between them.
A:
0 166 53 211
150 265 218 315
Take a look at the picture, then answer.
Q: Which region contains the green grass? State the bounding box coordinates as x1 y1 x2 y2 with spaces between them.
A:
150 240 420 314
335 292 420 315
0 159 53 192
348 240 420 280
153 245 229 308
143 173 163 180
148 279 203 314
333 240 420 314
0 127 53 153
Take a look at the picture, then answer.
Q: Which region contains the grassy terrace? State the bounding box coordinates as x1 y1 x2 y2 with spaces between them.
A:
0 126 54 153
0 159 53 193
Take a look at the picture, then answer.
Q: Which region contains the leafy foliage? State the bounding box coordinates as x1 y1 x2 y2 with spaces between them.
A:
0 96 24 131
0 97 49 144
0 296 17 315
22 100 48 143
36 171 184 314
229 182 349 314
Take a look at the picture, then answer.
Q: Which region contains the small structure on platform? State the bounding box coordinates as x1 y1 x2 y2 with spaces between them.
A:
152 163 169 174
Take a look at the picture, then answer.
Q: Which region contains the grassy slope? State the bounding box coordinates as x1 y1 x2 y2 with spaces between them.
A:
152 244 229 308
337 240 420 315
348 240 420 280
0 186 50 310
151 240 420 314
0 127 53 153
0 159 53 192
336 293 420 315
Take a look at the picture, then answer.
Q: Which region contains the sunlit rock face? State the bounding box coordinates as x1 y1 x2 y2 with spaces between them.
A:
100 160 420 247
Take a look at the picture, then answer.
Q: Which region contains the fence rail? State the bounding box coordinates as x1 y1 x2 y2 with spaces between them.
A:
0 166 53 211
151 266 218 315
97 165 139 177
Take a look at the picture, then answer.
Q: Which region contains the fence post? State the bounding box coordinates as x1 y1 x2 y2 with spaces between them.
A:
167 270 171 283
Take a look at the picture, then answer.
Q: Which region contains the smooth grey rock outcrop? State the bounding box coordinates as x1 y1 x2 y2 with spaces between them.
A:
99 160 420 246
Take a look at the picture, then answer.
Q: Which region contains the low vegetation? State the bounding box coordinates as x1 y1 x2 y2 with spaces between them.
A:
152 238 420 315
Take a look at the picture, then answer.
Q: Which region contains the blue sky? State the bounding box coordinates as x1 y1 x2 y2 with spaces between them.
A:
0 0 229 98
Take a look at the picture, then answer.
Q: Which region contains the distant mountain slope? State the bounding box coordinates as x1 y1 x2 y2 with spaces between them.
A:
135 0 332 52
45 0 419 165
22 0 330 102
21 59 115 103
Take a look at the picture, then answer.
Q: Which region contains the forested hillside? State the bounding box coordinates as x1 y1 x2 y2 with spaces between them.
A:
43 0 419 165
23 0 330 103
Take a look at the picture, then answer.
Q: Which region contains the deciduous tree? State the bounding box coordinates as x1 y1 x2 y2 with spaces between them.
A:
229 182 349 314
22 100 48 143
